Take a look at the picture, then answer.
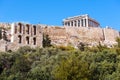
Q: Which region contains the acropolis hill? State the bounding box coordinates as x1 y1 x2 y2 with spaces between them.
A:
0 14 120 51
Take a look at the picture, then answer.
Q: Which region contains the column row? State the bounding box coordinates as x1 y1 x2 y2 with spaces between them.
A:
64 18 88 27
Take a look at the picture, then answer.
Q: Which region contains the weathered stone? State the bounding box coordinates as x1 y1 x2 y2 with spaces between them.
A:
0 14 119 51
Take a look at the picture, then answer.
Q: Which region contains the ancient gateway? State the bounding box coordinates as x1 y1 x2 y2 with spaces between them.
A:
0 14 120 51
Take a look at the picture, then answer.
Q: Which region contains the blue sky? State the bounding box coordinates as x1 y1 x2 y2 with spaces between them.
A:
0 0 120 31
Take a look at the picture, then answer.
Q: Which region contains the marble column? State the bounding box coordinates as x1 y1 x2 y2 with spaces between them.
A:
74 20 76 27
81 19 83 27
70 21 71 27
80 19 82 27
86 17 89 27
76 20 78 27
78 20 80 27
83 19 86 27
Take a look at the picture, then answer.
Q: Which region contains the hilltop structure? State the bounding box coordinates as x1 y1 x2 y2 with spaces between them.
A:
63 14 100 27
0 14 120 51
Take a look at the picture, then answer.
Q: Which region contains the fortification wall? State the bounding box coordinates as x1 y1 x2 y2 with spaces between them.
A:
103 28 120 46
0 40 7 51
43 26 68 46
65 27 104 47
43 26 119 47
0 23 11 29
104 28 119 42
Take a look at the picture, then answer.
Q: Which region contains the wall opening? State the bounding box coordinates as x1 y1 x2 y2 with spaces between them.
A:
64 22 67 26
18 23 22 33
81 19 83 27
71 21 73 26
14 26 17 33
33 37 36 45
78 20 80 27
26 36 29 44
33 26 36 35
68 22 70 26
18 35 22 43
84 19 86 27
74 21 77 26
26 24 29 34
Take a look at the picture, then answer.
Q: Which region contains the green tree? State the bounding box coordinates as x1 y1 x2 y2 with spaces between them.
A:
43 34 51 47
53 53 90 80
116 37 120 55
116 37 120 48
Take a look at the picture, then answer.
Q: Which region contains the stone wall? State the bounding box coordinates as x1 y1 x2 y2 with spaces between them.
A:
10 23 43 49
66 27 104 47
0 22 119 52
0 23 11 41
43 26 68 46
0 23 11 29
0 40 7 52
103 28 120 46
104 28 119 42
43 26 120 47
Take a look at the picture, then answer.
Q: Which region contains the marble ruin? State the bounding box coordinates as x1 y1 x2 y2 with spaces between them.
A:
63 14 100 27
0 14 120 51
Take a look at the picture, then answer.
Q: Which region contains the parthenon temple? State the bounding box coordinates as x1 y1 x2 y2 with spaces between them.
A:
63 14 100 27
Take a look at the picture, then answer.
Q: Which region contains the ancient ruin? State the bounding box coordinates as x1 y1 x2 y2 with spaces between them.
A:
0 14 120 51
63 14 100 27
11 23 42 47
0 22 42 51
